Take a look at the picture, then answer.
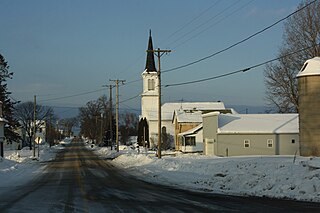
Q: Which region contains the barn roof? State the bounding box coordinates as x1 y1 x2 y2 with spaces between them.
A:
218 113 299 134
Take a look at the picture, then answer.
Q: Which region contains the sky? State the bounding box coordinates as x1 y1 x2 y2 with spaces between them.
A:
0 0 303 117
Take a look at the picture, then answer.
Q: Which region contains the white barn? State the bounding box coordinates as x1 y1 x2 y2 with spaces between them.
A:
203 112 300 156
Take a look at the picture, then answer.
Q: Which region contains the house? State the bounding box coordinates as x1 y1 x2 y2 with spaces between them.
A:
173 110 202 151
19 120 47 147
4 127 23 150
178 124 203 153
172 107 232 151
203 112 299 156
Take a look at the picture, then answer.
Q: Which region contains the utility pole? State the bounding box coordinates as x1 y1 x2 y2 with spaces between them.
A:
147 48 171 159
110 79 125 152
33 95 36 158
100 112 103 144
109 85 113 150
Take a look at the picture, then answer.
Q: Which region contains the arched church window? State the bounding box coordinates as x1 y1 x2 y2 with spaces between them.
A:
148 79 155 91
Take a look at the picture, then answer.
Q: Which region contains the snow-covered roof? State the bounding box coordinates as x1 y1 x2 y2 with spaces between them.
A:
296 57 320 77
0 117 7 123
174 110 203 123
178 123 203 137
148 102 225 121
218 114 299 134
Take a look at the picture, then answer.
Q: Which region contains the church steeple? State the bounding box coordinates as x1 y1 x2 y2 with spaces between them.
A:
145 30 157 72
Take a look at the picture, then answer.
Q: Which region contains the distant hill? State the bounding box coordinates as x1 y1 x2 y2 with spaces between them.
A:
52 107 79 119
226 105 268 114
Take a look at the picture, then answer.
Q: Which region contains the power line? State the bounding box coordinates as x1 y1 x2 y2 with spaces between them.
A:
161 0 220 46
166 0 242 48
8 95 20 103
119 78 141 87
172 0 255 50
119 1 245 89
38 88 105 102
163 0 318 73
164 42 320 88
119 93 140 104
120 103 140 112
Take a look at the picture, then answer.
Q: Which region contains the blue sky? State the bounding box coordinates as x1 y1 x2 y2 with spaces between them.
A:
0 0 302 115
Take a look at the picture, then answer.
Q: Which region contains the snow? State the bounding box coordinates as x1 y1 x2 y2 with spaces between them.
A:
148 102 226 121
218 113 299 134
174 110 203 123
109 148 320 203
297 57 320 77
2 141 320 203
0 144 63 187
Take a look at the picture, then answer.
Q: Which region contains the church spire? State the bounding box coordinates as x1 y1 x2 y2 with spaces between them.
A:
145 30 157 72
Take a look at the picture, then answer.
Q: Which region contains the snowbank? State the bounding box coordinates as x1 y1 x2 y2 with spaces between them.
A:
0 144 63 187
110 150 320 203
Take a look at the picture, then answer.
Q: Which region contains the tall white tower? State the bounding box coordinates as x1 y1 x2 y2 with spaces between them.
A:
141 31 159 121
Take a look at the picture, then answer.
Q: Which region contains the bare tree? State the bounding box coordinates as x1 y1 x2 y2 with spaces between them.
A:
79 95 111 144
119 112 138 145
264 0 320 112
59 117 78 137
14 101 54 149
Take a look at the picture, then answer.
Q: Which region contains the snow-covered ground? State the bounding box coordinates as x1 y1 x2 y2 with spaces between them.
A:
0 142 65 188
2 139 320 203
91 145 320 203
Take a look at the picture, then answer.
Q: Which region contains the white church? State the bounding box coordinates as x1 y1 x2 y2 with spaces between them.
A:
139 32 227 150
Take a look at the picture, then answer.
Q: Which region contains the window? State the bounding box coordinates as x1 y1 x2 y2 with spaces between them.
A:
185 137 196 146
292 139 295 144
148 79 155 91
267 139 273 148
244 139 250 148
300 62 308 72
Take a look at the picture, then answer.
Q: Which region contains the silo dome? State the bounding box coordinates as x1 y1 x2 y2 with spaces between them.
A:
297 57 320 77
297 57 320 156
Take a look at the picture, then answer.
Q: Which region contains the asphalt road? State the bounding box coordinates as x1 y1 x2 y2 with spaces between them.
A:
0 141 320 213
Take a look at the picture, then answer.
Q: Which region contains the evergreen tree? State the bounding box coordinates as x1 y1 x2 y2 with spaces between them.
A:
0 54 21 143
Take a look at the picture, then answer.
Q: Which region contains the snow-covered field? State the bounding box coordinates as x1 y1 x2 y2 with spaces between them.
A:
2 140 320 203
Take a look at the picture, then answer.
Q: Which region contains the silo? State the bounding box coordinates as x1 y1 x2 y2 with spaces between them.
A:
297 57 320 156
